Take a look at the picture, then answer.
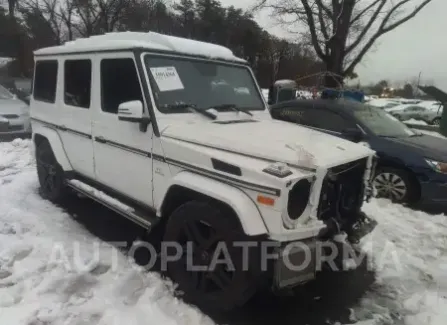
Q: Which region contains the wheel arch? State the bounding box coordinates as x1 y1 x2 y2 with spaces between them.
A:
158 171 268 237
33 127 73 171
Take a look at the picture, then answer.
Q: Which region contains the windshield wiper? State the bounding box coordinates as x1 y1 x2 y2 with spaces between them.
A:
165 103 216 120
209 104 253 116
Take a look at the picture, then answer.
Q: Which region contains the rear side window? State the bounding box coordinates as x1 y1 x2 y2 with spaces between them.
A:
100 58 143 114
33 60 58 103
64 60 92 108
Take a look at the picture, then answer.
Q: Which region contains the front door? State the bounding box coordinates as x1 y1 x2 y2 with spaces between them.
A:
91 53 154 207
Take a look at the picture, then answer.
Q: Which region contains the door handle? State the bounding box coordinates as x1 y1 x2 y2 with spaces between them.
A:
95 136 107 143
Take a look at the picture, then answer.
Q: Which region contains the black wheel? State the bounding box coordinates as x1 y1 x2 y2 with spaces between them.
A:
372 167 418 204
36 140 67 202
432 117 441 126
163 201 261 312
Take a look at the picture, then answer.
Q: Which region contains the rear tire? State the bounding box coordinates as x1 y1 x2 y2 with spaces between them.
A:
372 167 418 204
163 201 261 312
36 140 67 202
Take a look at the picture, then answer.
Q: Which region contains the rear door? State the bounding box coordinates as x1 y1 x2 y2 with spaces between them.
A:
32 57 95 178
59 57 95 177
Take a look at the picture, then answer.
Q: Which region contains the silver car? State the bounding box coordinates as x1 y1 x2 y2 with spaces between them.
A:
388 104 442 125
0 84 31 139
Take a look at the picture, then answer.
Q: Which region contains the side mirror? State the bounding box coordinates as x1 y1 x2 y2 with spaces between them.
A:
118 100 144 122
341 127 363 143
118 100 150 132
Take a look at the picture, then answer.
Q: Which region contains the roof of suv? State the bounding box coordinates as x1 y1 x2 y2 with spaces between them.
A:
34 31 246 63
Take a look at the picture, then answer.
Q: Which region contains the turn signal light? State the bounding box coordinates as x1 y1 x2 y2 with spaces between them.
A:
257 195 275 206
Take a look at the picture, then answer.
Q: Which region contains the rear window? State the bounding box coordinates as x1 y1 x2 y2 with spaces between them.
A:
33 60 58 103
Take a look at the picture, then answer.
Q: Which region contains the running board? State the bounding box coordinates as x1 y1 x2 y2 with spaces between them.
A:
66 179 153 229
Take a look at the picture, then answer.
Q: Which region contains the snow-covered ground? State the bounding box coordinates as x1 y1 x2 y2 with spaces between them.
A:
403 118 428 126
1 139 447 325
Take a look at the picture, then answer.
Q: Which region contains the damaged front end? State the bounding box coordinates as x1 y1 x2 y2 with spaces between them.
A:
317 156 377 243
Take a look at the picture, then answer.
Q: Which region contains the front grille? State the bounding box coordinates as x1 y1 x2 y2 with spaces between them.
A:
0 114 19 119
317 158 367 225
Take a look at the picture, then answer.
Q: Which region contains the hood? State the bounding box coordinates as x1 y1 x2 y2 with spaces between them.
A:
0 98 28 115
381 134 447 161
161 118 374 170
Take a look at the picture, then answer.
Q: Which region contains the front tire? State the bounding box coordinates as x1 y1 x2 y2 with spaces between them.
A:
372 167 418 204
36 140 67 202
163 201 261 312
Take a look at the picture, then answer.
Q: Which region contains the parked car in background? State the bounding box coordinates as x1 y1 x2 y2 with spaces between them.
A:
0 77 32 105
0 84 31 139
368 98 401 109
386 104 442 125
270 98 447 206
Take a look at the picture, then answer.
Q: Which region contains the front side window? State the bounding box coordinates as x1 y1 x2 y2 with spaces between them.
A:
100 58 143 114
33 60 58 103
144 55 264 114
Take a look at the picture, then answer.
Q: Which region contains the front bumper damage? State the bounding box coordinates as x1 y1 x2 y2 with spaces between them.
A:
271 155 378 291
271 213 377 291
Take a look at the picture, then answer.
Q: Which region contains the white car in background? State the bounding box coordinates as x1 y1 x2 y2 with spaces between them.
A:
368 98 401 109
0 84 31 139
386 103 442 125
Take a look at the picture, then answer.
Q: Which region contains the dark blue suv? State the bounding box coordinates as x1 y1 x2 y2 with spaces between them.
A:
270 98 447 205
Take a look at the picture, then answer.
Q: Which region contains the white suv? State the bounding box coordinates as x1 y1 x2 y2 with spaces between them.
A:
30 32 376 311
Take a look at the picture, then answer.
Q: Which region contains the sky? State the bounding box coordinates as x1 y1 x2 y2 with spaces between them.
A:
220 0 447 91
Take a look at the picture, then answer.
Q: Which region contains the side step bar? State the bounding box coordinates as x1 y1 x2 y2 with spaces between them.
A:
66 179 153 229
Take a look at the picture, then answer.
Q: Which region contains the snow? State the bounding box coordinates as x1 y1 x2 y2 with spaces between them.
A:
262 88 269 101
418 129 446 138
2 138 447 325
403 118 428 125
0 139 214 325
34 32 246 63
67 179 135 213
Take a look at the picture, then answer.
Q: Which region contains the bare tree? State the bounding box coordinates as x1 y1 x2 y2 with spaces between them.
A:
253 0 433 87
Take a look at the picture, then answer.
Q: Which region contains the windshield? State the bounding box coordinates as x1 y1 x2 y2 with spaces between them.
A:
352 104 416 137
144 55 265 114
0 84 14 100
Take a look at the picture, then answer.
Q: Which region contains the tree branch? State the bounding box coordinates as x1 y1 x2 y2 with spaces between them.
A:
344 0 433 75
350 0 382 25
315 1 330 40
345 0 386 54
301 0 327 60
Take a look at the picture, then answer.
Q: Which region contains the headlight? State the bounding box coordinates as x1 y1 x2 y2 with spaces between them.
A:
425 158 447 174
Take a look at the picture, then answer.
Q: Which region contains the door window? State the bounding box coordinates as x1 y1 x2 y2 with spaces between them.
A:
64 59 91 108
33 60 58 103
100 58 143 114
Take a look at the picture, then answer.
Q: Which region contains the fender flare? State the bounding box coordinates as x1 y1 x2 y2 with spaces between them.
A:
160 171 268 236
33 126 73 171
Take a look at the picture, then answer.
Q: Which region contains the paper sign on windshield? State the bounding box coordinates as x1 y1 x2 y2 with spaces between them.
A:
150 67 184 92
